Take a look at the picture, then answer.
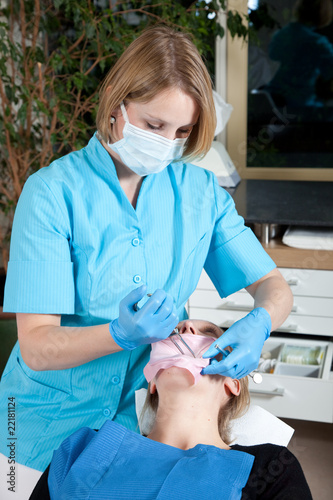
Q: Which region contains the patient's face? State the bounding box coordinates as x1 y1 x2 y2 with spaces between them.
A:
146 320 225 391
148 319 241 412
176 320 225 360
176 319 222 340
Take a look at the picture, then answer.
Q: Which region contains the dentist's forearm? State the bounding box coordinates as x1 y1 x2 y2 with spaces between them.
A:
16 313 123 371
246 268 293 331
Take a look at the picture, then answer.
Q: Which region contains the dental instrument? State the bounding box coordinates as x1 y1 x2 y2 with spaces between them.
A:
249 372 263 384
133 293 153 312
214 344 263 384
169 328 196 358
143 333 213 384
133 295 197 357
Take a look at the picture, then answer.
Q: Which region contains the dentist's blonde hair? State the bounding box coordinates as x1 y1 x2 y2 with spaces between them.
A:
96 25 216 160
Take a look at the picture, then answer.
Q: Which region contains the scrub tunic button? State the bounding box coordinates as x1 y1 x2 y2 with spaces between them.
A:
132 238 140 246
103 408 111 417
111 376 120 385
133 275 141 283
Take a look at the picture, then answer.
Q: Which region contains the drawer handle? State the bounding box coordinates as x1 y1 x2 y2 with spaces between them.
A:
250 388 285 397
218 302 252 312
287 279 299 286
219 303 298 313
274 324 298 333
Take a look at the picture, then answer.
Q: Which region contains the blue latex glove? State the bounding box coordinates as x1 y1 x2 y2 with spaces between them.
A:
201 307 272 379
109 285 179 350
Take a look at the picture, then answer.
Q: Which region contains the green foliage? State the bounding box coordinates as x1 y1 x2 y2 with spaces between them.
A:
248 2 280 44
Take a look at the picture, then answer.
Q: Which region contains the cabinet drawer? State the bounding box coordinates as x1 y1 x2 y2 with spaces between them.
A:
197 271 219 291
197 269 333 298
190 290 253 311
249 337 333 423
188 307 333 336
278 268 333 297
249 375 333 422
190 290 333 318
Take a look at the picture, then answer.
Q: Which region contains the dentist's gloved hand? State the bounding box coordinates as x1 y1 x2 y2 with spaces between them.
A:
109 285 179 350
201 307 271 379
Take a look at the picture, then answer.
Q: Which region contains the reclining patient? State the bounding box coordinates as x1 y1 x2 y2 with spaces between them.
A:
30 319 312 499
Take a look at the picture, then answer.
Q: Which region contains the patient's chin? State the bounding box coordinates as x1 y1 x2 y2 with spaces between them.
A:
157 366 195 389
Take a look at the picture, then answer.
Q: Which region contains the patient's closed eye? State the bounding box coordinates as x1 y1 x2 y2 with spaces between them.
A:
201 325 221 337
202 327 216 335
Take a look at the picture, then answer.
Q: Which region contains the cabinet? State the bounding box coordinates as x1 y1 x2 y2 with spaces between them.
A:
187 254 333 423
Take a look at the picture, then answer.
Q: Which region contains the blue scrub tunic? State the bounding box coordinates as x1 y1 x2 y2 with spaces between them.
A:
0 133 275 471
47 420 255 500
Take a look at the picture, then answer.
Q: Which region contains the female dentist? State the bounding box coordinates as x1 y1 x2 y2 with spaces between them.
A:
0 24 293 493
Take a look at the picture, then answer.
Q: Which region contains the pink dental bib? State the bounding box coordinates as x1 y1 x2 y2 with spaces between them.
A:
143 334 215 384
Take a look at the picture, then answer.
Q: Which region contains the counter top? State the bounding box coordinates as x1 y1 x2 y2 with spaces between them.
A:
230 180 333 227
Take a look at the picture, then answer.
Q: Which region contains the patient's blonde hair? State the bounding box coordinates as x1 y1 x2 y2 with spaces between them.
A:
96 25 216 160
142 325 250 445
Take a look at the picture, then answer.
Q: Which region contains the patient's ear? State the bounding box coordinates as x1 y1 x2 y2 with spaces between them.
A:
150 381 157 394
224 378 240 396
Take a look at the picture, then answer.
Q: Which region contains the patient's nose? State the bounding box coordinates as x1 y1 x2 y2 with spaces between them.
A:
178 321 198 335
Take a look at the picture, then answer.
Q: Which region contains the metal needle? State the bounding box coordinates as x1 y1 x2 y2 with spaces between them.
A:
214 344 262 384
169 329 196 358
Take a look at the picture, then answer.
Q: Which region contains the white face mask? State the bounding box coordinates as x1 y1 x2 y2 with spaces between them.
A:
107 103 188 176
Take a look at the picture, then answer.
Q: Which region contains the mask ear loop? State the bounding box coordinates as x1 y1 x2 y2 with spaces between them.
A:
120 102 129 123
109 102 126 142
109 101 127 128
